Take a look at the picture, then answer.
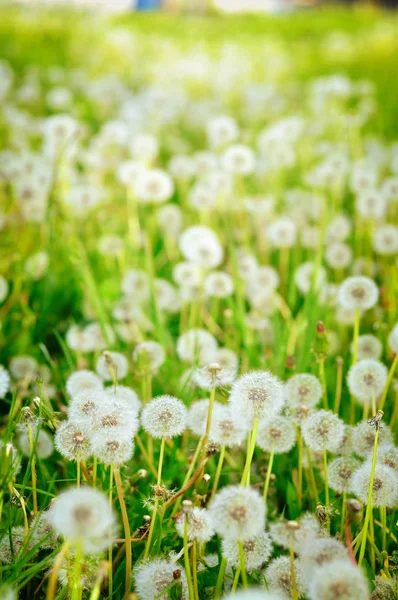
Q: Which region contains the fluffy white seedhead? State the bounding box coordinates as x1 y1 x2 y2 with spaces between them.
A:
179 226 224 270
209 405 247 448
176 329 218 364
193 362 236 390
209 485 266 542
298 537 348 578
222 531 273 572
134 559 188 600
347 359 388 403
301 409 345 453
133 341 165 373
30 510 58 550
269 513 320 552
324 241 352 269
104 386 141 415
327 456 361 493
94 401 139 438
351 420 393 458
48 487 118 553
141 395 187 439
175 507 215 543
121 269 150 301
9 355 38 380
187 399 222 437
388 322 398 354
19 429 54 459
204 271 234 299
68 388 108 426
0 365 10 399
373 224 398 255
134 168 174 205
155 279 181 313
222 144 255 175
66 370 103 398
285 374 322 408
96 351 128 381
257 416 296 454
0 526 29 564
351 462 398 508
307 559 369 600
377 444 398 471
352 334 383 361
267 217 297 248
228 371 285 430
59 553 101 590
294 262 327 295
54 421 92 461
265 556 305 600
91 430 134 466
338 276 378 311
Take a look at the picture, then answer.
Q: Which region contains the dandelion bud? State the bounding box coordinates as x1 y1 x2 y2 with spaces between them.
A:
209 485 265 542
182 500 193 514
307 559 369 600
141 395 187 439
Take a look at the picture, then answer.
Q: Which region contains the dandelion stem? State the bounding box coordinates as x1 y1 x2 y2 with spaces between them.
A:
28 424 38 515
323 450 330 533
114 467 132 594
319 358 328 410
238 539 248 588
184 516 195 600
11 486 29 537
351 308 360 366
210 445 225 502
241 416 259 486
231 567 241 593
201 385 216 461
306 446 319 505
192 541 199 600
289 543 299 600
263 446 275 502
334 357 344 414
380 506 387 552
340 493 346 541
379 353 398 412
144 437 166 559
214 556 227 600
135 434 158 479
46 541 70 600
358 422 380 566
108 465 114 597
297 430 303 510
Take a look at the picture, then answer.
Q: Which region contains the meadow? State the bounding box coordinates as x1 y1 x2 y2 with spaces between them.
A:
0 4 398 599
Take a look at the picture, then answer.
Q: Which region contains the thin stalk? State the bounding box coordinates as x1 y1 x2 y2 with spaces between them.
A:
379 354 398 411
172 436 204 517
238 540 248 588
319 358 328 410
46 541 70 600
380 506 387 553
241 416 259 486
11 486 29 537
184 517 195 600
306 446 319 505
323 450 330 534
263 447 275 502
358 424 380 566
340 493 346 541
114 467 132 594
28 424 38 515
231 567 241 594
297 430 303 511
200 385 216 462
289 543 299 600
210 445 225 502
144 437 166 559
108 465 114 598
351 308 360 366
71 541 83 600
214 556 227 600
135 434 158 479
192 541 199 600
92 456 97 487
334 357 344 414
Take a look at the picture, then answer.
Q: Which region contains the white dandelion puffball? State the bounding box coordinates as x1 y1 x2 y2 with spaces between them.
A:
24 251 49 280
121 269 150 301
132 341 165 372
66 370 104 398
207 115 239 149
352 334 382 361
176 329 218 364
0 526 29 564
134 168 174 204
209 485 266 541
356 188 387 220
91 431 134 466
325 241 352 269
9 355 38 380
209 405 247 448
0 365 10 399
19 429 54 459
48 487 118 553
134 559 188 600
307 559 370 600
0 276 9 303
141 395 187 439
228 371 285 430
301 409 345 453
269 513 320 552
222 531 273 572
265 556 305 600
193 362 236 390
327 456 361 493
94 401 139 437
96 351 128 381
130 132 158 163
267 217 297 248
257 416 296 454
388 323 398 354
54 421 92 461
338 276 378 311
284 373 322 408
105 386 141 415
298 537 348 577
351 420 393 458
351 462 398 508
175 507 215 543
347 359 388 403
373 224 398 255
187 399 220 437
67 388 108 426
294 262 327 295
30 510 58 550
222 144 256 175
179 226 224 270
158 203 183 237
204 271 234 299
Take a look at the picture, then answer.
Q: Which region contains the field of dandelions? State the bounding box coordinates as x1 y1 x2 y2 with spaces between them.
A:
1 5 398 600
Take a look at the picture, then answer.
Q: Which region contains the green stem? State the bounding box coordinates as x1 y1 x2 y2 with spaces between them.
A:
184 517 195 600
108 465 114 598
358 426 380 566
144 437 166 559
241 416 259 486
238 540 248 588
323 450 330 533
263 447 275 502
114 467 132 594
340 492 346 541
379 354 398 412
319 358 328 410
210 445 225 502
214 557 227 600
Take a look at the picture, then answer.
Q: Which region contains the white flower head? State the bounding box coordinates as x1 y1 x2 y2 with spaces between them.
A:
265 556 305 600
134 558 188 600
175 507 215 543
54 421 92 462
285 374 322 408
96 351 128 382
301 409 345 453
133 341 165 372
307 559 369 600
351 462 398 508
352 334 382 361
0 365 10 399
66 370 104 398
141 395 187 439
176 329 218 364
347 359 388 403
222 531 273 572
327 456 361 493
209 405 247 448
179 226 224 270
257 416 296 454
209 484 266 541
338 276 378 311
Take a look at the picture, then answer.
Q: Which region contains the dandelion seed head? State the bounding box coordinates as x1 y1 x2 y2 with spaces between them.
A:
351 462 398 508
204 271 234 299
104 385 141 415
9 355 37 380
207 115 239 149
133 341 165 372
373 224 398 256
48 487 118 553
31 511 58 550
352 420 393 458
91 430 134 466
54 420 92 461
338 276 378 311
265 556 305 600
301 410 345 453
326 214 352 243
187 399 222 437
158 203 183 237
19 429 54 459
179 226 224 270
325 242 352 269
0 365 10 399
285 374 323 408
141 395 187 439
59 553 101 591
176 329 218 364
352 334 383 361
209 485 266 541
295 262 327 295
307 559 370 600
222 144 255 175
209 405 247 448
229 371 285 430
66 370 104 398
96 351 128 382
222 531 273 572
347 359 388 403
0 526 29 564
134 558 188 600
193 362 235 390
268 217 297 249
377 444 398 471
175 507 215 543
257 416 296 454
298 537 348 578
134 168 174 205
68 389 108 426
269 513 319 551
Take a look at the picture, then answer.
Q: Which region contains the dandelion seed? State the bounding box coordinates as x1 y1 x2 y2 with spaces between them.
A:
54 421 92 461
193 362 235 390
222 144 255 175
325 242 352 269
187 399 222 437
268 217 297 248
133 341 165 372
209 405 247 448
134 168 174 205
48 487 118 553
207 115 239 149
104 385 141 415
9 355 37 380
179 226 224 270
121 269 150 301
204 271 234 299
295 262 327 295
209 485 266 541
91 431 134 466
31 510 59 550
141 395 187 439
